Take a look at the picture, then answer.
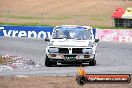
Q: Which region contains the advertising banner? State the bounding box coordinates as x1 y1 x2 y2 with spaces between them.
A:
0 26 54 38
96 29 132 42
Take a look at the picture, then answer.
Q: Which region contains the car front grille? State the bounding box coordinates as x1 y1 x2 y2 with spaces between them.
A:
58 48 69 53
72 48 83 54
58 48 83 54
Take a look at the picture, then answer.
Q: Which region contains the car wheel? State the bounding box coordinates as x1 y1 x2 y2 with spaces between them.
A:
52 61 57 66
45 55 53 67
89 58 96 66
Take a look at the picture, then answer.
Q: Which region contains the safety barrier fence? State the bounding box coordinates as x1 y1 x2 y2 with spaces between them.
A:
0 26 132 42
96 29 132 42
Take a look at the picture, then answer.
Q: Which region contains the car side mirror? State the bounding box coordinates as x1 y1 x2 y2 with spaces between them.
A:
95 39 99 42
45 38 50 41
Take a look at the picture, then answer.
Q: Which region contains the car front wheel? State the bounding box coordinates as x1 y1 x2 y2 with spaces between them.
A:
89 58 96 66
45 55 57 67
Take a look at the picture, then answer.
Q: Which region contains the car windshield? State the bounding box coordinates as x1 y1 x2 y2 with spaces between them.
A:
52 28 92 40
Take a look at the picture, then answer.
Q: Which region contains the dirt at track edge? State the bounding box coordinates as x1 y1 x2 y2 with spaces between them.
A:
0 76 132 88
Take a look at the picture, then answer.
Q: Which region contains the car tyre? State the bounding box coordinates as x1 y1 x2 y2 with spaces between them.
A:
89 58 96 66
52 61 57 66
45 55 53 67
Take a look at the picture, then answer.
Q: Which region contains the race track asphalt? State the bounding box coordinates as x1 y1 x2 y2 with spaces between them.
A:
0 37 132 76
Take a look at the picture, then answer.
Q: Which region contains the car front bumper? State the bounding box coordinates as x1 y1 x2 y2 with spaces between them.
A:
47 54 95 62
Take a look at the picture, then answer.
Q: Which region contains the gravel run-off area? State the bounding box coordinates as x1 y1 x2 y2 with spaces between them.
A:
0 76 132 88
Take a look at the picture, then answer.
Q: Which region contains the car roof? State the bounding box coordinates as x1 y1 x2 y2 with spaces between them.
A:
54 25 92 30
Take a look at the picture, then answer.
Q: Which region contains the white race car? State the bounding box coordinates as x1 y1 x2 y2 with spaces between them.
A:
45 25 99 67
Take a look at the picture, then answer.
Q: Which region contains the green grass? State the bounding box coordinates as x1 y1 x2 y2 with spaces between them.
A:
92 26 132 29
0 14 109 21
0 22 52 26
0 14 131 29
0 15 71 20
0 15 40 19
0 22 131 29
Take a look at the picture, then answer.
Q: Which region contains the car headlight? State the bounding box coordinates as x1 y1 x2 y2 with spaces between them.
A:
48 48 59 53
82 48 93 54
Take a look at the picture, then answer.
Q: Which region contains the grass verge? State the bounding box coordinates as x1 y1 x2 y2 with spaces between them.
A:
0 22 132 29
0 22 52 26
